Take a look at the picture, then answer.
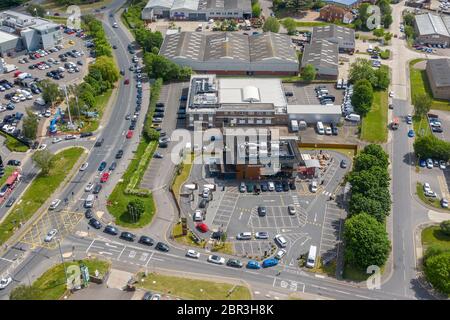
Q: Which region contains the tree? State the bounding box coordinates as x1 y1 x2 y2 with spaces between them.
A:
144 126 160 141
413 135 450 161
135 28 163 52
440 220 450 236
361 144 389 168
9 285 42 300
354 153 387 172
32 150 55 176
349 193 386 222
381 13 393 29
348 169 384 194
403 12 415 27
413 93 431 119
351 79 374 116
404 25 415 39
383 32 393 42
301 64 316 82
263 17 280 33
357 3 371 30
143 52 191 81
423 251 450 295
343 213 391 269
26 4 46 17
88 56 119 85
282 18 297 35
373 28 384 38
349 58 377 86
22 108 39 140
374 65 390 89
127 199 145 222
40 80 61 106
252 2 262 17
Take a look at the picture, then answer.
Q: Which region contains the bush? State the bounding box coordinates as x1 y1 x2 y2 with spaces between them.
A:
440 220 450 236
424 251 450 294
414 135 450 162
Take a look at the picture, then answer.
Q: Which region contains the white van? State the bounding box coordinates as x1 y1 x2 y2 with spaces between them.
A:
306 245 317 268
336 79 342 89
84 194 95 208
316 121 325 135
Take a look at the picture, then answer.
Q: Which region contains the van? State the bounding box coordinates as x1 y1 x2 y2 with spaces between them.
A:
316 121 325 134
84 194 95 208
345 113 361 122
306 245 317 268
336 79 342 89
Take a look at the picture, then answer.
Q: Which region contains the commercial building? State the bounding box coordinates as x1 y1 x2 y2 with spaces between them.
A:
301 39 339 79
0 10 62 56
287 104 342 124
414 13 450 46
312 25 355 53
426 58 450 100
323 0 376 9
159 31 299 75
142 0 252 21
319 5 354 24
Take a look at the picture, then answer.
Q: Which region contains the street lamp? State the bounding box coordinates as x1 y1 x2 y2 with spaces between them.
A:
57 239 69 287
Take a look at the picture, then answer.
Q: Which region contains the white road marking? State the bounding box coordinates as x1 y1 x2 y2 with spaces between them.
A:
98 251 113 255
85 239 95 253
105 243 118 248
0 257 14 263
315 274 325 279
145 252 154 267
117 246 126 260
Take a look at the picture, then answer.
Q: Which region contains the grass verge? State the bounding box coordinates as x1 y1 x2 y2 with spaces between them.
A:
413 115 431 137
361 90 388 143
415 183 448 211
138 272 251 300
422 226 450 249
0 147 84 245
171 153 194 201
0 132 29 152
0 166 15 187
342 264 371 281
409 59 450 111
172 222 205 248
10 258 110 300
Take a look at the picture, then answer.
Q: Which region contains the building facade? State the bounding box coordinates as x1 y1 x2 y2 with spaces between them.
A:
426 58 450 100
319 5 354 24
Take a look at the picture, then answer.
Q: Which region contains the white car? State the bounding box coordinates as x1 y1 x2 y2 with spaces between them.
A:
310 180 318 193
426 158 433 169
193 209 203 222
44 228 58 242
325 127 332 135
207 255 225 265
268 181 275 191
80 162 89 171
38 144 47 150
186 249 200 259
441 198 449 208
288 205 296 215
275 249 287 260
49 199 61 210
389 91 394 98
202 187 210 198
52 137 63 144
150 294 161 300
0 276 12 290
425 190 437 198
274 234 288 248
439 161 447 170
423 183 431 192
255 231 269 240
85 182 94 192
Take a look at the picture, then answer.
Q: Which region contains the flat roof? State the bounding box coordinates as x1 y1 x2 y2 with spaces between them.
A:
427 58 450 87
200 0 252 11
218 78 287 108
144 0 175 9
0 30 19 43
287 104 342 115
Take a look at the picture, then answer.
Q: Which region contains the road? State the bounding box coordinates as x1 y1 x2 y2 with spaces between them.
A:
0 0 444 300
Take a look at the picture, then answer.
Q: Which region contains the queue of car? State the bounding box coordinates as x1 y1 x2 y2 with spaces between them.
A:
239 180 296 194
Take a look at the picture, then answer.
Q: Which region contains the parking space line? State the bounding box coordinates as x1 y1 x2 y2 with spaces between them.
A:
86 239 95 253
117 246 126 260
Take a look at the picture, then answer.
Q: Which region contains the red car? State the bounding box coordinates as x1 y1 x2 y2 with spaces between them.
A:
100 172 110 183
124 78 130 85
126 130 133 139
196 223 209 233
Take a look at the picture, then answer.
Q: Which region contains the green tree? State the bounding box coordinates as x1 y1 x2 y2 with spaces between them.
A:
404 25 415 39
301 64 316 82
440 220 450 236
348 168 384 194
373 28 385 38
252 2 262 17
27 4 46 17
382 13 393 29
32 150 55 176
349 58 377 86
403 12 415 26
282 18 297 35
361 144 389 168
127 199 145 222
135 28 163 52
263 17 280 33
349 193 387 222
354 153 387 172
351 79 374 116
413 135 450 161
144 126 160 141
343 213 391 269
374 65 390 89
40 80 61 106
384 32 393 43
357 3 371 30
9 285 42 300
424 251 450 294
89 56 119 85
413 93 432 119
22 108 39 140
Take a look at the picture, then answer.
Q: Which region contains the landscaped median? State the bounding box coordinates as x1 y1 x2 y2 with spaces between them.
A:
0 147 85 245
360 89 389 143
0 131 29 152
9 258 110 300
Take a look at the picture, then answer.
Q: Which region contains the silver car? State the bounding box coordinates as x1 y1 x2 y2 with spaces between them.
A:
44 229 58 242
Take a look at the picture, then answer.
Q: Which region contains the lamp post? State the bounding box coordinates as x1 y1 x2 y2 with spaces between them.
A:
57 239 69 287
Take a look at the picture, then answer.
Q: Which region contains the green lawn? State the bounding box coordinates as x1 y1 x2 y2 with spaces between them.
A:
0 147 84 245
413 115 431 137
172 222 205 248
10 258 110 300
0 166 15 187
0 132 29 152
44 15 67 24
415 183 448 211
409 59 450 111
171 153 194 201
107 139 155 228
422 226 450 249
360 90 389 143
138 273 251 300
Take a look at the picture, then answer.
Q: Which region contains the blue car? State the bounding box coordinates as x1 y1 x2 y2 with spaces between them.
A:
98 161 107 171
419 159 427 167
408 129 415 138
275 181 283 192
246 260 261 269
262 258 278 268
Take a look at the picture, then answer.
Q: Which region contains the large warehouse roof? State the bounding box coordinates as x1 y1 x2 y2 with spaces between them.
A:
415 13 450 37
160 31 297 64
312 25 355 47
144 0 175 9
427 59 450 87
172 0 199 11
0 30 18 43
199 0 252 10
301 39 338 71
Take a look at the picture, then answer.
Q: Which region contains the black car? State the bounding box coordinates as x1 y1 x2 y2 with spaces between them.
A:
226 259 243 268
331 124 338 135
92 184 102 194
432 126 443 133
104 225 119 235
120 232 136 242
154 113 164 118
155 242 169 252
261 182 268 192
80 132 93 138
139 235 154 246
109 162 117 171
85 209 93 219
156 103 165 108
282 181 290 192
289 181 296 190
95 138 104 147
115 149 124 159
155 108 165 113
340 160 347 169
5 197 16 208
89 218 102 229
7 160 21 166
275 181 283 192
199 198 208 209
258 206 267 217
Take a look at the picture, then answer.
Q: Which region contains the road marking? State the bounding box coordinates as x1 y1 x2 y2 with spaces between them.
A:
117 246 126 260
85 239 95 253
145 252 154 267
239 212 243 220
98 251 113 255
105 243 118 248
0 257 14 263
315 274 325 279
129 250 136 258
314 212 317 222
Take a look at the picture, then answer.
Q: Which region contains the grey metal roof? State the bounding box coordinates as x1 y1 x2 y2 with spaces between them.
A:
144 0 175 9
159 31 297 64
199 0 252 10
427 58 450 87
172 0 199 11
312 25 355 47
301 39 338 71
415 13 450 37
